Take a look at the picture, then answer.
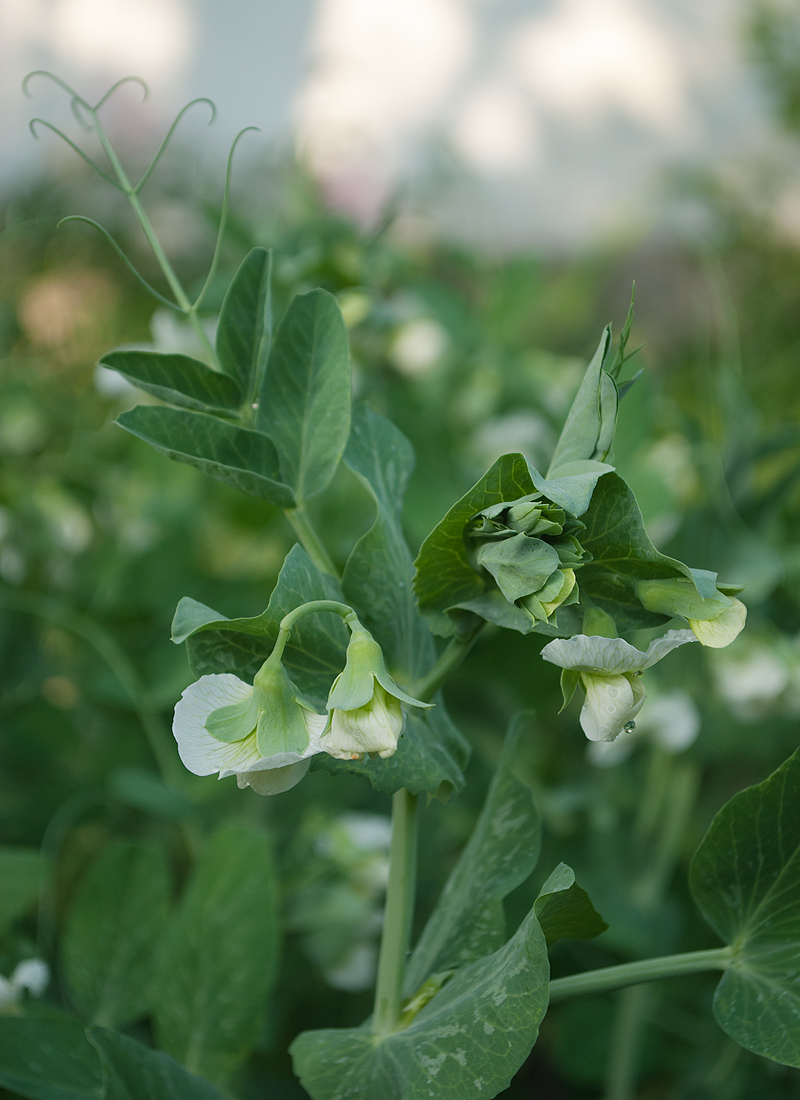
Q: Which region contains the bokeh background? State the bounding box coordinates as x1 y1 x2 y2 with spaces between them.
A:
2 1 800 1097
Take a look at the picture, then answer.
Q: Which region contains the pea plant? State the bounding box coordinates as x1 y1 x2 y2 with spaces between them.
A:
2 75 798 1100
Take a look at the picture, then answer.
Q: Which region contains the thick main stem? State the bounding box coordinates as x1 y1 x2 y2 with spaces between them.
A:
548 947 731 1004
373 788 418 1036
286 505 339 578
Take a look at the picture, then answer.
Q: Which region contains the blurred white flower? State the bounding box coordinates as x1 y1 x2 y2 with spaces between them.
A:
587 689 701 767
388 318 449 376
0 959 49 1014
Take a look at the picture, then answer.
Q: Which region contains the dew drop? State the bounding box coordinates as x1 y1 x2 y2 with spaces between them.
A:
623 720 636 733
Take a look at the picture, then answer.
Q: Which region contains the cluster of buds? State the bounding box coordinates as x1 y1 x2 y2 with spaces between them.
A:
173 605 430 797
465 493 589 626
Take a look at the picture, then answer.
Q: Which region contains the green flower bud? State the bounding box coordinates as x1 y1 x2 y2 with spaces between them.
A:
324 624 432 760
466 493 589 625
637 578 747 648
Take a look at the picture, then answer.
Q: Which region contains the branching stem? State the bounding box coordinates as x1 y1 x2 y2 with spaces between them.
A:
548 947 731 1003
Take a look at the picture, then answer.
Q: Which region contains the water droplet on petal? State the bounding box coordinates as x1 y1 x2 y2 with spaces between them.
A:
623 720 636 733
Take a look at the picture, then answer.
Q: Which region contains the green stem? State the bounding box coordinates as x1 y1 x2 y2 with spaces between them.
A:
413 623 486 702
373 788 418 1036
548 947 731 1004
278 600 357 636
285 504 339 578
605 985 650 1100
90 109 219 369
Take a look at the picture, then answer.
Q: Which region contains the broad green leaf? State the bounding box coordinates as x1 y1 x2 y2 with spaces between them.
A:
0 1016 103 1100
533 863 608 947
547 327 617 476
291 906 549 1100
315 700 469 800
414 453 535 633
175 545 348 706
88 1027 225 1100
153 823 278 1085
257 288 351 501
0 846 46 936
61 841 170 1028
98 351 242 414
117 405 295 507
404 716 540 994
342 403 435 684
215 246 272 397
689 748 800 1069
578 472 703 631
528 460 614 518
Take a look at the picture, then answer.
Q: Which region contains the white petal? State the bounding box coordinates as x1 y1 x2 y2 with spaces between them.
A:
173 674 262 776
323 685 404 760
689 599 747 648
237 759 312 796
580 673 646 742
10 959 49 997
543 629 696 674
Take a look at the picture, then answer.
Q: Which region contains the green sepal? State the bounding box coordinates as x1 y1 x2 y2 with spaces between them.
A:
205 692 257 743
637 577 732 622
533 862 608 947
326 629 382 711
581 604 618 638
253 661 312 756
560 669 580 712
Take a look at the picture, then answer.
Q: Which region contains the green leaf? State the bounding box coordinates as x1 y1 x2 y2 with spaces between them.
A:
689 748 800 1069
258 288 351 500
547 327 617 476
88 1027 226 1100
291 906 549 1100
315 699 469 800
578 472 701 631
342 404 435 684
0 1017 103 1100
61 840 170 1028
107 767 195 822
533 863 608 947
414 453 535 633
215 246 272 397
528 460 614 518
176 545 348 706
153 823 278 1085
98 351 242 414
0 846 46 936
404 716 541 994
117 405 294 507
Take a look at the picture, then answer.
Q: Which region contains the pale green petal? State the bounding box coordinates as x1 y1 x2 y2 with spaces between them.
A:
580 673 646 742
323 684 405 760
173 674 263 776
236 760 311 795
542 629 695 675
689 598 747 648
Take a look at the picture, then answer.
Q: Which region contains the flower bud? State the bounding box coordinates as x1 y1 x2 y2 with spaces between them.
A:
637 578 746 648
323 625 432 760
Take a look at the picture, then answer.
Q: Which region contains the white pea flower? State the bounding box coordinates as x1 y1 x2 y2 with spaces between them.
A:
541 630 697 742
0 959 49 1015
324 625 432 760
173 661 327 795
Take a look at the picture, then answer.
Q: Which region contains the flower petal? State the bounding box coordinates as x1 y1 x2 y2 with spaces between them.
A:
688 598 747 648
237 759 311 795
543 629 696 675
173 674 263 776
324 684 405 759
580 673 646 742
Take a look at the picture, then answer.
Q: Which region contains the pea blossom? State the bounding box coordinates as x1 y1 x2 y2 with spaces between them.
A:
541 629 697 742
324 624 432 760
173 658 327 795
637 578 746 649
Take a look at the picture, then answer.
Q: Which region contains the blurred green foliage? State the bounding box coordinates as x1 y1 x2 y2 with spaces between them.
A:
1 126 800 1098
